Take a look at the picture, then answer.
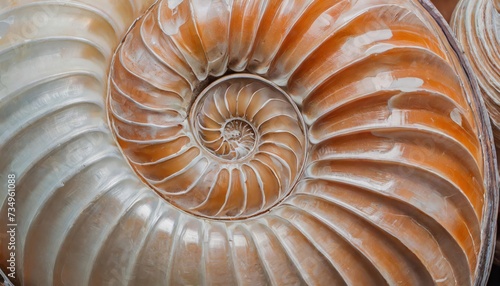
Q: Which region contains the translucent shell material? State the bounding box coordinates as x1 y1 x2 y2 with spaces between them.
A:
0 0 497 285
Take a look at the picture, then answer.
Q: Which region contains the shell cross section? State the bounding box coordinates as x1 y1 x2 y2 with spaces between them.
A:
109 71 307 219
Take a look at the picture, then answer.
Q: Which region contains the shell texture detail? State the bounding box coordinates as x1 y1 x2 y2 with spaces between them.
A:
0 0 497 285
452 0 500 266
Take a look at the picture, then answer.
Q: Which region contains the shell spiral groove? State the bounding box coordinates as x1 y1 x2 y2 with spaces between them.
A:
0 0 497 285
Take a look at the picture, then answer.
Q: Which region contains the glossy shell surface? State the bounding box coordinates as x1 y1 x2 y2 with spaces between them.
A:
0 0 497 285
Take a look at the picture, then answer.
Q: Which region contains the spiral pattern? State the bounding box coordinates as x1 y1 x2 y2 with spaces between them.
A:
0 0 497 285
110 70 307 218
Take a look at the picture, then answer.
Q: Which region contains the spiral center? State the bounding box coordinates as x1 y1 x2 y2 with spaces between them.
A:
224 118 255 148
191 74 297 164
208 118 257 160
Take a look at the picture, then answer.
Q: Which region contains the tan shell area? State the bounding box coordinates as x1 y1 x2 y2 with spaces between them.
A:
0 0 497 285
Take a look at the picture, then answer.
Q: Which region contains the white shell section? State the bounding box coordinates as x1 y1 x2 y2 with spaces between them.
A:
0 0 497 285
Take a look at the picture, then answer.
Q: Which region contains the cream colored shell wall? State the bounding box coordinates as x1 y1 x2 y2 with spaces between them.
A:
0 0 497 285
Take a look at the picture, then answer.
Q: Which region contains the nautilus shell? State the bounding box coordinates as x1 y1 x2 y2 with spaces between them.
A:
451 0 500 265
0 0 497 285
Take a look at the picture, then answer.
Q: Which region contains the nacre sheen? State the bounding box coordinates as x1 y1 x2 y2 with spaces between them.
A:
0 0 497 285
